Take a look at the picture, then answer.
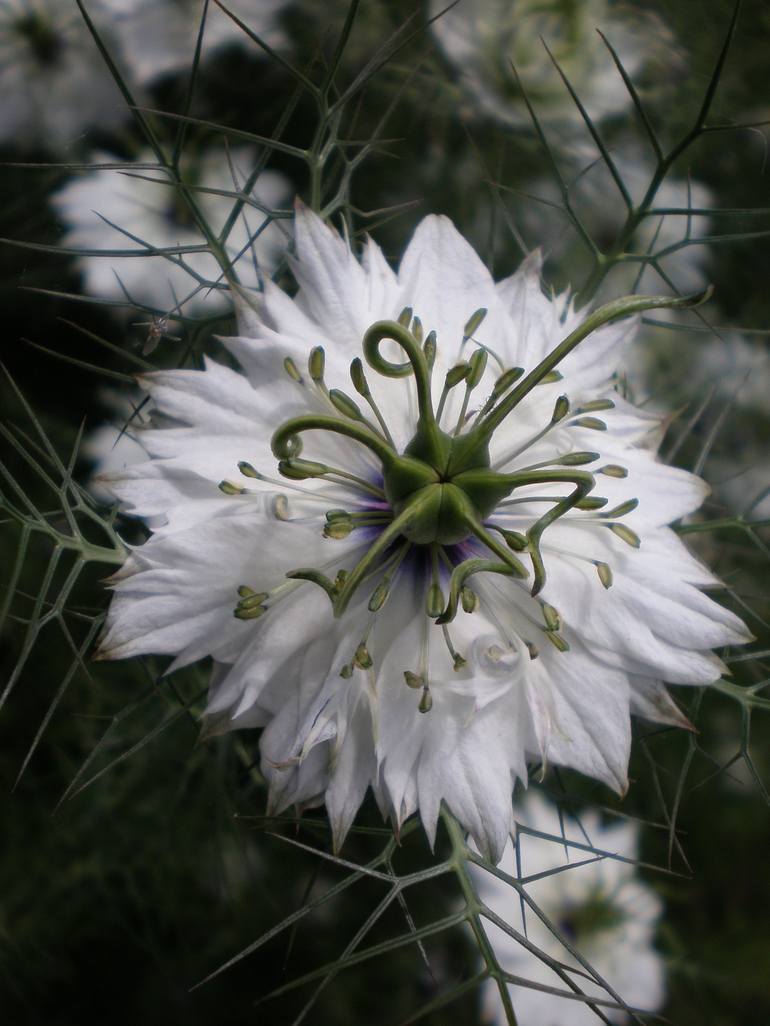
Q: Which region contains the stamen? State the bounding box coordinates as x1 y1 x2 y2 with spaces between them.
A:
570 416 607 431
308 345 325 385
278 456 386 500
426 545 445 618
272 495 290 520
283 356 302 383
404 670 423 689
453 348 488 434
441 624 467 670
545 631 570 652
354 642 373 669
599 498 639 519
233 588 269 620
418 687 433 713
541 603 561 632
596 562 613 588
218 479 246 495
436 362 471 425
463 307 488 340
600 464 628 478
238 461 260 479
573 399 615 414
461 586 478 613
605 522 641 548
349 357 396 447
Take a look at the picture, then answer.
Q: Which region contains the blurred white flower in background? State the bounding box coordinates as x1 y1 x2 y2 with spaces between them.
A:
520 141 713 298
473 792 666 1025
430 0 675 129
52 148 292 315
0 0 130 151
102 0 288 86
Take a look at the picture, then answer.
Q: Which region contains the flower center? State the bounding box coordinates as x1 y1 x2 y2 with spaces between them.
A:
224 288 708 709
268 307 610 618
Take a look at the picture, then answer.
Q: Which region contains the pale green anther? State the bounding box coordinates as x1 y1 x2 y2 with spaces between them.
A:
411 315 424 343
329 388 364 421
404 670 423 689
525 640 539 660
542 603 561 632
349 357 369 396
278 457 328 480
558 451 600 466
575 496 608 510
283 356 302 382
354 643 373 669
607 522 641 548
237 585 256 598
238 461 260 479
453 652 467 671
237 592 269 610
418 688 433 713
234 603 266 621
600 464 628 478
576 398 615 413
368 578 391 611
309 346 325 382
219 479 245 495
539 370 564 384
466 348 488 388
324 520 354 539
460 586 478 613
492 366 525 398
463 307 487 339
602 498 639 519
426 583 445 618
445 362 471 388
423 331 437 370
552 394 570 423
571 416 607 431
340 664 354 679
326 509 352 522
596 562 613 589
272 495 290 521
545 630 570 652
334 569 349 588
398 306 412 327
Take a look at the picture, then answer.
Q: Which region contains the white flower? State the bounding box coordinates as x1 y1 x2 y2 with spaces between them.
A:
52 147 292 315
0 0 129 151
96 204 750 860
429 0 672 129
473 792 665 1025
101 0 287 86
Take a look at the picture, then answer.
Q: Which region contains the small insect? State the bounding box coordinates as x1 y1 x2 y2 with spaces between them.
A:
132 315 181 355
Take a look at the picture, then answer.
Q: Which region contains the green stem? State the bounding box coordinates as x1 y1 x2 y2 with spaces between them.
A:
271 414 396 467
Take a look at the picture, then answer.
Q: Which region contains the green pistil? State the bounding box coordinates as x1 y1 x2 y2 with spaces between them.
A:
264 287 710 636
